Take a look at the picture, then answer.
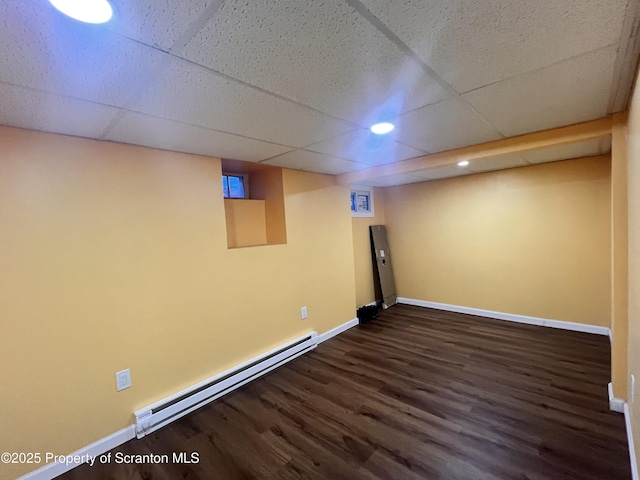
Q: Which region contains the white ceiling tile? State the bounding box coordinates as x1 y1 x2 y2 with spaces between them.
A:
354 173 427 187
412 164 473 181
107 112 294 162
0 82 121 138
0 1 169 107
394 97 502 153
522 139 606 164
360 0 627 93
131 58 356 147
261 150 368 175
306 129 426 166
179 0 450 125
111 0 214 51
467 154 529 173
0 0 631 182
462 46 616 137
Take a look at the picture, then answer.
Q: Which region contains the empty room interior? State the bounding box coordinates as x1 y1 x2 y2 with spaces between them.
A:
3 0 640 479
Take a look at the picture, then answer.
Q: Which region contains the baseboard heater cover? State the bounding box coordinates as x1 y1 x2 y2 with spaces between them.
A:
135 331 318 439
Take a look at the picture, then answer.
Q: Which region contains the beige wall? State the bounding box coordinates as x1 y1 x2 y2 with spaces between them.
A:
611 112 629 400
626 73 640 466
224 199 267 247
249 166 287 245
352 188 386 307
383 157 612 326
0 126 357 478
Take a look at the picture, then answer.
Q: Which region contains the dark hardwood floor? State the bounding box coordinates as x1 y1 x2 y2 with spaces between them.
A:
57 305 630 479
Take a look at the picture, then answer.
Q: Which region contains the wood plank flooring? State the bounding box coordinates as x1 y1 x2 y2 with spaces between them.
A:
57 305 631 479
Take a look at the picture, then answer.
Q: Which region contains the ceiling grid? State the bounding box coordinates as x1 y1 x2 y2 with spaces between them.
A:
1 0 638 185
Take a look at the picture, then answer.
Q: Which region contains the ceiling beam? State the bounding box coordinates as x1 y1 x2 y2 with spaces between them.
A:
337 116 612 185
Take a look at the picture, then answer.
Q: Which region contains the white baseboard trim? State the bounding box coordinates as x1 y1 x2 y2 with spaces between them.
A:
625 403 639 480
19 425 136 480
609 382 626 413
20 318 360 479
318 318 359 343
397 297 611 337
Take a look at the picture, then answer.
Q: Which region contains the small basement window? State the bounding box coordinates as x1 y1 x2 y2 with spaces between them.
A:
222 174 248 199
221 159 287 248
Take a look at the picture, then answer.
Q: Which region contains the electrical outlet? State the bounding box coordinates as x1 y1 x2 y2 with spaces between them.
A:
116 369 131 391
301 306 308 320
632 374 636 403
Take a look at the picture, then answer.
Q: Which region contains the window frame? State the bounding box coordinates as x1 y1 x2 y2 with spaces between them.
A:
222 173 250 199
350 186 374 217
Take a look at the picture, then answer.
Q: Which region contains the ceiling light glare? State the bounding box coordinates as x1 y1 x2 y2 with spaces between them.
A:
457 160 469 167
370 122 395 135
49 0 114 24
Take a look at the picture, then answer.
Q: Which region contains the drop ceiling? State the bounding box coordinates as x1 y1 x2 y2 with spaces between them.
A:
1 0 638 186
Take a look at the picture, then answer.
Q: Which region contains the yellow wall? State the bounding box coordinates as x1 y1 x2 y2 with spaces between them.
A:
0 126 356 478
626 73 640 466
224 199 267 247
611 112 629 400
249 167 287 245
352 188 386 307
383 157 612 326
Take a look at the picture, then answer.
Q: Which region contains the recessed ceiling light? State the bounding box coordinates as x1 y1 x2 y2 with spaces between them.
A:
370 122 395 135
457 160 469 167
49 0 114 24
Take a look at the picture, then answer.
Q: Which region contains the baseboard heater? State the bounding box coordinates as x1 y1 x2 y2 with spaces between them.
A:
134 331 318 439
